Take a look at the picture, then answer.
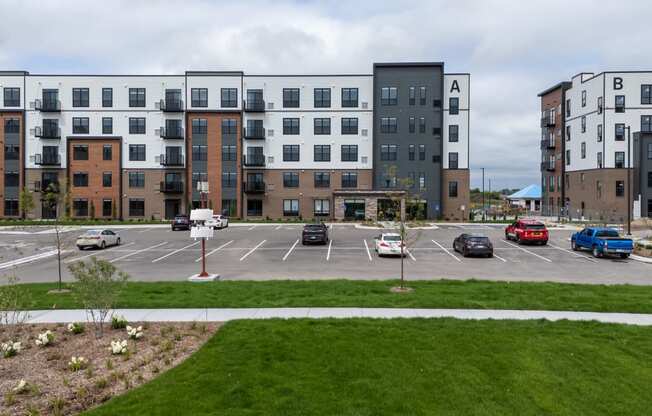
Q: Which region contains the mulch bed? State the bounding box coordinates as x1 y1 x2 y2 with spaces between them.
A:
0 321 220 415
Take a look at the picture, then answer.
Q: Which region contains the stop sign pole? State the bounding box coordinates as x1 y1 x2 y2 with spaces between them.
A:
199 188 208 277
187 182 218 282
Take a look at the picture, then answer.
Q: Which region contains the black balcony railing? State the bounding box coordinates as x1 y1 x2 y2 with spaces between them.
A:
540 137 555 149
540 161 555 171
160 99 184 112
160 127 184 139
243 154 265 167
35 126 61 139
243 100 265 112
160 154 184 167
244 181 266 193
159 181 184 193
34 153 61 166
243 127 266 139
36 181 60 193
540 114 555 127
36 99 61 112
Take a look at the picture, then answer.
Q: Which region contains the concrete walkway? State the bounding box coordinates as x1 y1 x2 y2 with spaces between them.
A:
22 308 652 326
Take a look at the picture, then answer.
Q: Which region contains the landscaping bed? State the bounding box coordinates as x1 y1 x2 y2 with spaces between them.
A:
0 321 218 415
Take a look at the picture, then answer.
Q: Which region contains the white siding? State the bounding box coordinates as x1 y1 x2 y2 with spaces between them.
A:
443 74 470 169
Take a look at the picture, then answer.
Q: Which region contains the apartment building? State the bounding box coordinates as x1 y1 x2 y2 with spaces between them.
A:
634 132 652 218
540 71 652 220
0 62 470 221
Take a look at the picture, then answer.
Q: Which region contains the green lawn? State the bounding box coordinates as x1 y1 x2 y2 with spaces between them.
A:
21 279 652 313
84 318 652 415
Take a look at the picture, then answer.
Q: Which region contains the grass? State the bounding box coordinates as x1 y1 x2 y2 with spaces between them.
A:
83 318 652 415
20 279 652 313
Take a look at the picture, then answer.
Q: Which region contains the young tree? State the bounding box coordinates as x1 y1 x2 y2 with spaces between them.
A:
43 182 74 292
18 187 35 219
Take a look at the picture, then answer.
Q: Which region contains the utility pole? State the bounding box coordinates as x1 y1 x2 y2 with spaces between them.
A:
626 126 632 235
482 168 486 222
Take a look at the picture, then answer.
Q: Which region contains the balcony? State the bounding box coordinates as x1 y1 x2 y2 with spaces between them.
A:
35 126 61 139
540 111 555 127
34 181 60 193
243 100 265 112
540 137 555 149
243 154 266 167
244 181 266 193
159 154 184 167
160 98 184 112
35 99 61 112
540 161 555 171
159 181 184 193
243 127 266 140
34 153 61 166
160 126 184 139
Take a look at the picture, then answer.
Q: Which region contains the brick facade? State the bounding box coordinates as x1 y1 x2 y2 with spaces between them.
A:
441 168 470 220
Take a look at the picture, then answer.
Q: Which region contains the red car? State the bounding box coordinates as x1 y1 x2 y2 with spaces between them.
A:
505 219 548 245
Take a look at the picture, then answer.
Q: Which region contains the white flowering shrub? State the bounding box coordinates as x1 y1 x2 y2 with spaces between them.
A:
110 340 128 355
126 325 143 340
68 356 89 372
67 322 85 334
35 330 55 347
12 379 28 393
1 341 21 358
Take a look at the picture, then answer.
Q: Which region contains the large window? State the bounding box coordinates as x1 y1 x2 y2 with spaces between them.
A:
419 117 426 133
380 144 398 161
3 87 20 107
191 88 208 107
4 172 19 187
283 88 300 108
419 86 427 105
103 199 112 217
380 87 398 105
615 123 625 141
192 118 207 134
103 144 112 161
4 200 19 216
648 171 652 187
222 145 236 161
409 117 415 133
129 172 145 188
341 88 358 107
314 199 330 217
4 144 19 160
129 144 146 161
642 115 652 133
341 172 357 188
72 117 89 134
247 199 263 217
409 86 416 105
73 199 88 217
102 88 113 107
341 144 358 162
192 145 208 161
4 119 19 134
648 142 652 159
643 85 652 105
283 145 300 161
222 172 237 188
102 117 113 134
102 172 112 187
283 199 299 216
314 88 330 108
380 117 397 133
129 199 145 217
449 152 459 169
314 118 331 135
221 88 237 107
222 119 237 135
283 118 300 135
449 181 458 198
129 117 146 134
129 88 146 107
419 144 426 161
615 95 625 113
73 172 88 187
283 172 299 188
615 151 625 168
449 125 459 142
341 118 358 135
408 144 415 161
72 88 89 107
314 172 330 188
73 145 88 160
449 97 459 115
314 145 331 162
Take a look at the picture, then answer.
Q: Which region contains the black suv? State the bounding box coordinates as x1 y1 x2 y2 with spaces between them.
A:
302 223 329 245
171 214 191 231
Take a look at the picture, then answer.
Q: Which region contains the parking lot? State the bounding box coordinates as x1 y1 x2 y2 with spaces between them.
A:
1 223 651 285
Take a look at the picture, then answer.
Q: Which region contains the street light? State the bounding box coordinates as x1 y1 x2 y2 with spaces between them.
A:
481 168 486 222
625 126 632 235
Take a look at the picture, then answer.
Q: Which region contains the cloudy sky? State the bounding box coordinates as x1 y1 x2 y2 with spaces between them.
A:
1 0 651 190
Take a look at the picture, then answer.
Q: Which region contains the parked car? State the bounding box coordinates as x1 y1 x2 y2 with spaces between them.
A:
206 214 229 230
505 219 548 245
374 233 406 257
453 234 493 258
571 227 633 258
171 214 191 231
302 223 329 245
76 229 121 250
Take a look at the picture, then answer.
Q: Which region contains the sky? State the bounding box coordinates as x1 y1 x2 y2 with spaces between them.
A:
2 0 652 190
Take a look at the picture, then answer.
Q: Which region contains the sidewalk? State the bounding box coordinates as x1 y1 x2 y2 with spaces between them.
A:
23 308 652 326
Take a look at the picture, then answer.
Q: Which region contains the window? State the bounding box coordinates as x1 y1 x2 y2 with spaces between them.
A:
597 124 603 142
381 87 398 105
314 145 331 162
642 115 652 133
597 152 603 168
449 125 459 142
283 145 300 161
581 142 586 159
222 119 237 135
419 117 426 133
383 174 397 188
129 199 145 217
129 144 146 161
409 86 416 105
314 88 330 108
341 88 358 107
449 181 458 198
283 118 300 135
129 172 145 188
419 86 427 105
42 146 58 164
418 172 425 189
102 117 113 134
102 172 112 187
597 96 603 114
449 97 459 115
129 88 146 107
615 151 625 168
222 199 237 217
581 116 586 133
380 144 398 161
649 143 652 159
72 88 89 107
314 118 331 135
192 145 207 161
314 172 330 188
615 95 625 113
409 117 415 133
408 144 415 161
3 87 20 107
72 117 89 134
192 118 207 134
566 125 571 141
4 200 18 216
314 199 330 216
191 88 208 107
341 118 358 135
566 99 571 117
648 171 652 187
73 199 88 217
419 144 426 161
449 152 459 169
341 145 358 162
283 88 300 108
615 123 625 141
283 172 299 188
222 172 237 188
102 199 112 217
283 199 299 216
5 119 19 134
103 144 112 161
247 199 263 216
380 117 397 133
129 117 146 134
581 90 586 107
616 180 625 197
566 149 571 166
4 144 18 160
222 145 236 161
102 88 112 107
73 145 88 160
73 172 88 187
4 172 19 187
221 88 237 107
643 85 652 105
342 172 357 188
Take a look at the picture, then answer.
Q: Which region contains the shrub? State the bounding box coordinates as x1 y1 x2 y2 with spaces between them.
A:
67 322 85 334
126 325 143 340
0 275 33 337
110 340 128 355
68 356 89 372
111 315 128 330
35 330 55 347
1 341 21 358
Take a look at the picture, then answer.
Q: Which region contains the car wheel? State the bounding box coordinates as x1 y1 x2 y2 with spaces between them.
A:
462 248 469 258
100 241 106 249
505 232 510 241
77 245 83 250
620 253 630 259
515 234 521 244
571 240 578 251
541 240 548 246
116 238 121 246
487 253 493 258
592 246 601 258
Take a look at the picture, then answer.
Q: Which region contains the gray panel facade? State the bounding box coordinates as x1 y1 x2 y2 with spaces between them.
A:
372 63 444 218
634 132 652 218
4 129 20 199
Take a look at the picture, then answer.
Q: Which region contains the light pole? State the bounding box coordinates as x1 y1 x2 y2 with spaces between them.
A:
481 168 485 222
625 126 632 235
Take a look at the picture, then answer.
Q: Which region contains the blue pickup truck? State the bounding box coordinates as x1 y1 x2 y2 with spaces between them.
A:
571 227 634 259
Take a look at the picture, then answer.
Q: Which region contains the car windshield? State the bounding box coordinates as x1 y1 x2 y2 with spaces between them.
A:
305 225 325 230
596 230 620 238
383 235 401 242
83 230 101 236
524 223 545 229
468 237 489 243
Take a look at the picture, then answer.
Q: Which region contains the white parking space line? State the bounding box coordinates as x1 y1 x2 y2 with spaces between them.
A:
548 243 598 263
109 242 167 263
275 225 283 230
492 252 507 262
363 239 373 261
431 240 462 262
152 241 200 263
407 249 417 261
502 240 552 262
282 239 300 261
195 240 234 262
239 240 266 261
326 239 333 261
138 228 153 233
0 249 61 270
65 242 135 264
248 225 257 231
